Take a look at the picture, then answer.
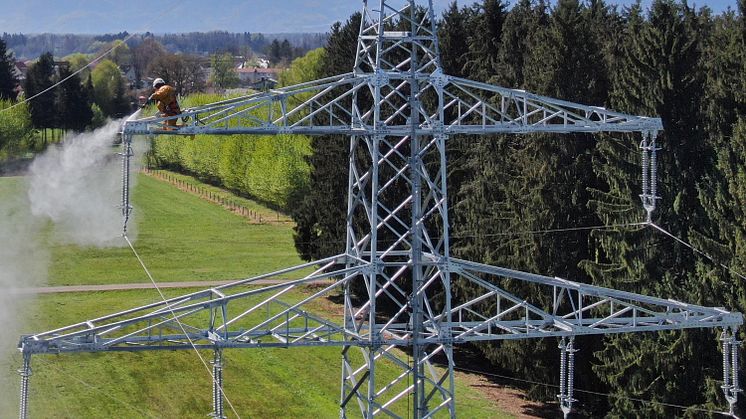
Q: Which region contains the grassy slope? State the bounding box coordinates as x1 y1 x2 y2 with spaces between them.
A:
50 174 308 285
2 290 507 418
0 175 511 418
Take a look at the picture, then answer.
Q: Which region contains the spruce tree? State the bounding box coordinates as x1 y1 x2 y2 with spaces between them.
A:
292 15 361 262
493 0 549 89
462 0 508 83
438 2 471 78
24 52 56 136
55 66 93 132
451 0 612 406
698 2 746 413
0 39 18 101
585 2 723 416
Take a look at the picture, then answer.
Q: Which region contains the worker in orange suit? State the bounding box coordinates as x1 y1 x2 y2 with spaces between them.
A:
145 78 182 127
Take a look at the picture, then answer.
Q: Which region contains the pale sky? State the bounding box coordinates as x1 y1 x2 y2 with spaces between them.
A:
0 0 739 34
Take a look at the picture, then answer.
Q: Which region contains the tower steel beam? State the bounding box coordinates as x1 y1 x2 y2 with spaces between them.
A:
19 0 741 418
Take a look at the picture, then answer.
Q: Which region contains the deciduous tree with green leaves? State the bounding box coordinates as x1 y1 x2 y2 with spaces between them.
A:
91 59 130 117
210 53 239 91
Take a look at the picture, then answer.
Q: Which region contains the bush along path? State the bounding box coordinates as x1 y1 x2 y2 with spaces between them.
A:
142 168 292 224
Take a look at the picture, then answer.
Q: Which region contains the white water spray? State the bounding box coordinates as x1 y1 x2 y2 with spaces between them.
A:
28 118 147 246
0 113 148 414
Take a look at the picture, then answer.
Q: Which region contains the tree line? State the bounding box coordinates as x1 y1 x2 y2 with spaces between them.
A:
147 50 326 210
1 31 326 62
291 0 746 417
0 31 320 156
2 1 745 413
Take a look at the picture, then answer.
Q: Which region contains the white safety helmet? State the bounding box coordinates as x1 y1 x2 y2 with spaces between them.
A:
152 78 165 89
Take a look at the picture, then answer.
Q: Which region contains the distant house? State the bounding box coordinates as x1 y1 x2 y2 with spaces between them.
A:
52 61 70 78
14 60 72 82
236 67 279 90
121 65 138 87
13 61 28 83
256 58 270 69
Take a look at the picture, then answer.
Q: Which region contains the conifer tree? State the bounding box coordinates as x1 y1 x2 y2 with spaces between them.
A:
452 0 615 405
697 2 746 413
24 52 57 137
585 2 721 415
292 15 361 262
0 39 18 101
462 0 508 82
493 0 548 89
438 2 471 78
55 66 93 132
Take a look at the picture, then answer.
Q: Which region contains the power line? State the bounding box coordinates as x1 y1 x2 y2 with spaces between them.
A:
0 0 184 115
649 222 746 282
233 222 648 249
450 365 732 417
124 234 242 419
450 222 648 239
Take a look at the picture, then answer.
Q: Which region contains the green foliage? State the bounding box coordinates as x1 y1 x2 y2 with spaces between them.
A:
55 65 93 132
453 0 611 406
210 52 240 90
278 48 326 87
89 103 107 129
266 38 297 65
106 39 133 67
91 59 130 117
0 39 18 101
583 1 732 416
24 52 56 130
0 99 31 157
149 92 311 210
463 0 508 82
62 52 93 80
438 2 471 77
288 1 746 417
291 15 360 262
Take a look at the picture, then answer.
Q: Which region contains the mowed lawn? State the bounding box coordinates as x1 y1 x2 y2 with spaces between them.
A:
0 175 513 418
49 174 311 285
1 289 509 418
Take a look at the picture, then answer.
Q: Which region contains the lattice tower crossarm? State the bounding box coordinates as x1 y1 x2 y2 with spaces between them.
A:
18 0 740 418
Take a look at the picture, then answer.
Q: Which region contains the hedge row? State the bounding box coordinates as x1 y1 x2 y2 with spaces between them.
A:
148 93 311 210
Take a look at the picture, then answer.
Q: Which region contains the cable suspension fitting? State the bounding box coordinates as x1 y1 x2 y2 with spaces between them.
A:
211 348 226 419
120 133 134 234
721 328 742 417
640 130 660 222
18 352 31 419
558 337 577 419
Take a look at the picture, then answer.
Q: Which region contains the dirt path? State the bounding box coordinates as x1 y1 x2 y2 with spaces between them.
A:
8 278 328 294
13 279 552 418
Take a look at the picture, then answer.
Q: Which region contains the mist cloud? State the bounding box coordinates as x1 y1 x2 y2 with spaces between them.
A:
28 119 132 247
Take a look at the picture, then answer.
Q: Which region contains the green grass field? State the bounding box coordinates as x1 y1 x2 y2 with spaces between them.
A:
0 174 513 418
1 289 509 418
49 174 309 285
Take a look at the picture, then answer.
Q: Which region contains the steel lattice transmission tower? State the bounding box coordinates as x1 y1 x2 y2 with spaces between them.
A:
18 1 743 418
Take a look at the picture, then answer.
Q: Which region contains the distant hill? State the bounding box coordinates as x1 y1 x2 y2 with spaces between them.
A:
1 31 327 61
